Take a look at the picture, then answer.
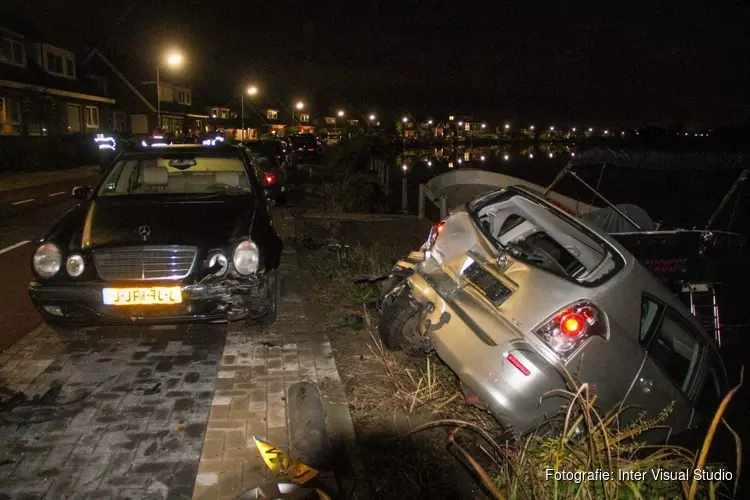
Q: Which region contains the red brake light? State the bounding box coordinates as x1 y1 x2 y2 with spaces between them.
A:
265 173 276 185
533 301 608 360
560 314 584 337
428 220 447 247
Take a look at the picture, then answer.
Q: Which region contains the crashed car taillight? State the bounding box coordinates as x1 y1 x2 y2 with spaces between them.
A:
426 220 446 248
533 300 609 360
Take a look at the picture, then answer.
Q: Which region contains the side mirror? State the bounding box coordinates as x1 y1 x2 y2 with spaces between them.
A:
72 185 93 200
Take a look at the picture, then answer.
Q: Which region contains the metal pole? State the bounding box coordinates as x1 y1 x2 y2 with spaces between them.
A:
156 64 161 129
401 176 408 213
439 194 448 220
418 183 426 219
241 94 245 140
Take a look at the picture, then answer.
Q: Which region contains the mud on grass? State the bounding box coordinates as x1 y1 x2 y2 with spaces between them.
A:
296 218 500 498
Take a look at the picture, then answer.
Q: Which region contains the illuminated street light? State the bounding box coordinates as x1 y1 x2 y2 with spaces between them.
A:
428 120 433 125
480 155 486 161
157 50 185 128
457 121 464 126
241 85 259 140
457 158 463 164
369 114 376 120
337 110 345 117
503 154 510 161
481 123 487 129
530 125 535 130
549 153 554 158
427 161 432 166
504 124 510 129
291 101 305 127
529 153 534 159
402 164 408 171
604 130 609 135
588 128 593 132
402 117 408 123
549 125 555 131
572 127 577 132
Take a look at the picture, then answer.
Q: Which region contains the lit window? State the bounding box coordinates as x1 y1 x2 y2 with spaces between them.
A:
300 114 310 123
85 106 99 129
448 115 455 121
0 96 22 135
66 104 82 133
464 123 471 131
325 116 335 124
267 109 278 120
0 38 26 66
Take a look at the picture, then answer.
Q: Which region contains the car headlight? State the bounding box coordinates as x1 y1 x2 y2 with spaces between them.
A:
233 240 259 275
66 254 85 277
207 251 229 277
33 242 62 278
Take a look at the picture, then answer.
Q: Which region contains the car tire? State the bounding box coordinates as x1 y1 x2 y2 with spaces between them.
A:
259 269 278 326
378 290 422 353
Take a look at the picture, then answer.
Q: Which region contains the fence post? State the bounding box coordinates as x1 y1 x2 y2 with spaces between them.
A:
439 193 448 220
401 176 408 213
418 184 425 219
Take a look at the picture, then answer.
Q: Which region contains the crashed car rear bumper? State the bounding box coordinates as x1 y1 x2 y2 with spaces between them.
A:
408 271 568 433
29 277 266 326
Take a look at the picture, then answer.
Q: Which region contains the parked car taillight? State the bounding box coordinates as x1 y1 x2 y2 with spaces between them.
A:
533 300 609 360
264 173 276 185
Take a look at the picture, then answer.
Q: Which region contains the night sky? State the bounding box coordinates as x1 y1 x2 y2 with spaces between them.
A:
3 1 749 126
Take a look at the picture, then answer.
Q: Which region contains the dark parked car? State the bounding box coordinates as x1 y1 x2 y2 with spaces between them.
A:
246 152 288 204
287 134 324 175
29 144 283 328
243 138 289 169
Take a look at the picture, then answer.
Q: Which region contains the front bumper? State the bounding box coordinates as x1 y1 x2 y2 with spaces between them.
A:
29 276 265 326
408 271 568 433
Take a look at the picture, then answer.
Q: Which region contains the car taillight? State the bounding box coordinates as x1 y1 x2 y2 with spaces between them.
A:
265 173 276 185
533 301 608 360
427 220 446 247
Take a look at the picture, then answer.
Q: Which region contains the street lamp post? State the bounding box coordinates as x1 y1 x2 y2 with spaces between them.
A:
241 86 258 140
156 52 183 129
368 114 376 134
292 101 304 130
336 109 344 134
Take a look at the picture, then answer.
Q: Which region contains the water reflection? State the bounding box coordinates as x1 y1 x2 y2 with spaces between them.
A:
398 143 576 172
398 143 577 188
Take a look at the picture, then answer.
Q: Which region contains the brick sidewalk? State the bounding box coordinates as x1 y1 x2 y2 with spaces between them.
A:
193 237 356 500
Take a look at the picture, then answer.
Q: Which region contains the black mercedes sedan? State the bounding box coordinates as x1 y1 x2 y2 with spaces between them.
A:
28 144 283 328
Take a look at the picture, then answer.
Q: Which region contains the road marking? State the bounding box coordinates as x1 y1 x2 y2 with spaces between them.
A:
11 198 35 205
0 240 31 255
48 191 65 197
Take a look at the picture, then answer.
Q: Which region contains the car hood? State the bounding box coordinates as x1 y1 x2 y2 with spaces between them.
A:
54 196 258 252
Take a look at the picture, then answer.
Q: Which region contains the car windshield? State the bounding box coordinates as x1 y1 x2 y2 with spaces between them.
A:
97 154 253 197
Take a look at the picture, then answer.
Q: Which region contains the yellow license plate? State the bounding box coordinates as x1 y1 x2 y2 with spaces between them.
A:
102 287 182 306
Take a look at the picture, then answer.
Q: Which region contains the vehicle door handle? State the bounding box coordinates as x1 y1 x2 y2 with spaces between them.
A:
639 377 653 394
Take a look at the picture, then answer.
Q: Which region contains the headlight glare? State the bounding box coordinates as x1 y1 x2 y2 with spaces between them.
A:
233 240 259 275
66 254 85 277
33 242 62 278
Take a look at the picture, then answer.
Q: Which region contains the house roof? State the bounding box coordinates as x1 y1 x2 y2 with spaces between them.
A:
83 48 208 117
0 58 112 103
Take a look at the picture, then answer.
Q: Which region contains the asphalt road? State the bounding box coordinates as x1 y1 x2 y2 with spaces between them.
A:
0 175 98 351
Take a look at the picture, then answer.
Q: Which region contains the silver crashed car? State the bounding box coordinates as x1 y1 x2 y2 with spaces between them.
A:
379 186 727 436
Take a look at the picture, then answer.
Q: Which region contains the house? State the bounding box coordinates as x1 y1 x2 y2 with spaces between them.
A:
82 48 208 137
0 24 114 136
261 108 286 136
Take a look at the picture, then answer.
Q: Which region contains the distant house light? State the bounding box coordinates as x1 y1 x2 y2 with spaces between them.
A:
449 115 455 121
503 154 509 161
